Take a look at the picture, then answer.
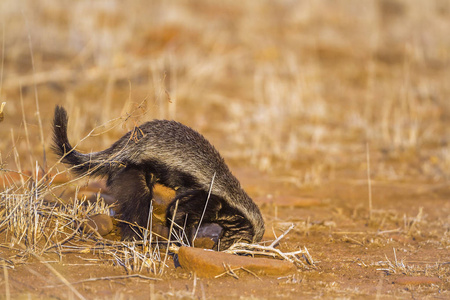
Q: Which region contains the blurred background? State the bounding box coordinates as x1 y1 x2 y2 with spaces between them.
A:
1 0 450 184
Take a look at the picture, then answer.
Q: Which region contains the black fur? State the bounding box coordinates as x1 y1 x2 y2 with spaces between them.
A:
52 105 265 250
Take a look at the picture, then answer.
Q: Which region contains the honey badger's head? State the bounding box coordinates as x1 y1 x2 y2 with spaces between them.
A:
166 190 264 251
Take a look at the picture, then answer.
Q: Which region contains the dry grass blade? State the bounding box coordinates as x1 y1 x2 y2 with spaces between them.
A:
366 142 373 220
2 262 10 300
0 102 5 123
376 248 408 275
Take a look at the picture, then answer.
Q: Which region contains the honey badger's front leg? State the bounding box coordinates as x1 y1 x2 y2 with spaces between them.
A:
107 167 154 239
165 190 219 246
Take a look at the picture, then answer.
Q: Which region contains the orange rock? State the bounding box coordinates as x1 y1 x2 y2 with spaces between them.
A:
177 246 296 278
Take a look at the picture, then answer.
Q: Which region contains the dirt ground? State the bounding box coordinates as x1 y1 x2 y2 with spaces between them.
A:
1 169 448 299
1 0 449 299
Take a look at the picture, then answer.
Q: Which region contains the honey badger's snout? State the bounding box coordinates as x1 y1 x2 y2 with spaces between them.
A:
52 105 265 249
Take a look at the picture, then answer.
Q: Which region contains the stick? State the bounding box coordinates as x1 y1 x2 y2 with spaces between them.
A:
45 274 160 287
269 223 295 248
2 262 10 300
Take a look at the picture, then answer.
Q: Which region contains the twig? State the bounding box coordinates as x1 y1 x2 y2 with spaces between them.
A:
269 223 295 248
215 263 239 279
214 264 261 280
239 267 262 280
45 274 160 287
2 262 10 300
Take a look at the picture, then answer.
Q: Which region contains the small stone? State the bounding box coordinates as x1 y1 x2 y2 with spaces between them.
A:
393 276 442 285
83 214 113 236
177 246 296 278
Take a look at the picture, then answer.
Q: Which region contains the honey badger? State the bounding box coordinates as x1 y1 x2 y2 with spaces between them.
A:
52 106 264 250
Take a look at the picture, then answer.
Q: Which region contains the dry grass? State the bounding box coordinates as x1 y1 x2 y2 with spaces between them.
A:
375 247 449 278
1 0 449 180
0 176 173 288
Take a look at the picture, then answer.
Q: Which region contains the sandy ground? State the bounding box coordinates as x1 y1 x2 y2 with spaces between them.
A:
1 168 448 299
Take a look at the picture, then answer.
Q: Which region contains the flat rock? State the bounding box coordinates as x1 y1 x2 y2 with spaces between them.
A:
177 246 296 278
393 276 442 285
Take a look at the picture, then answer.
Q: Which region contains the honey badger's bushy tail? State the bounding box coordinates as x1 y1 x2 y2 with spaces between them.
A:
52 105 120 177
